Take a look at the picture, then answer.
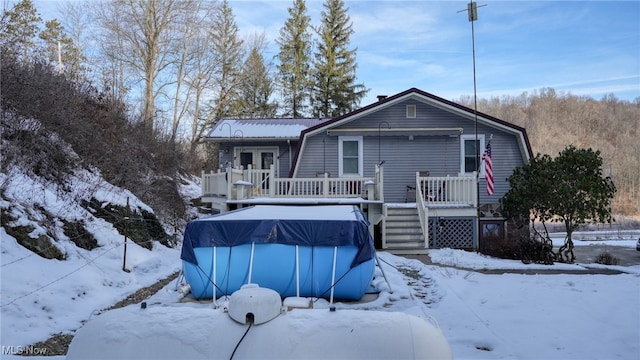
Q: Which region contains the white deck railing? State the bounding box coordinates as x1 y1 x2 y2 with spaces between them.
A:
272 175 371 198
202 164 380 201
201 170 227 197
416 172 477 207
414 172 477 249
202 166 472 205
415 180 429 249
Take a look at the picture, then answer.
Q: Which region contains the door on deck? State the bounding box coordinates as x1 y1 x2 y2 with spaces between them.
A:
235 147 277 194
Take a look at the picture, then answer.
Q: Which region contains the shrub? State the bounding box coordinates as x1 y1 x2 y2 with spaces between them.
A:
518 236 555 265
595 251 619 265
62 220 98 250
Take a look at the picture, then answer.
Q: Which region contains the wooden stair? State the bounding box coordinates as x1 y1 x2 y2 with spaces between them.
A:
382 205 428 255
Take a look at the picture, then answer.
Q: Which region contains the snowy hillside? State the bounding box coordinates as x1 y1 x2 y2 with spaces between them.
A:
0 160 197 348
0 115 202 351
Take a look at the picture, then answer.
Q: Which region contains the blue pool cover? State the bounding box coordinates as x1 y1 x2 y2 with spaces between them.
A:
181 205 375 268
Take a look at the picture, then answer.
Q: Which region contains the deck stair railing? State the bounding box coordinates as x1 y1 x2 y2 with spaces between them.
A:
415 175 429 249
414 171 478 249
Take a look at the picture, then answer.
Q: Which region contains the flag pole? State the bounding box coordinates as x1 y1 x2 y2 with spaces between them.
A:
459 1 486 250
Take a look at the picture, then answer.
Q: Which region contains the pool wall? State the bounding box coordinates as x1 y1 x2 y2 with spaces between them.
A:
183 243 375 300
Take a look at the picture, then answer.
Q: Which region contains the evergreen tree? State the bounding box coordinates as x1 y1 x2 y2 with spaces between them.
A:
0 0 42 61
236 46 277 118
207 0 244 120
312 0 367 118
276 0 313 118
501 145 616 263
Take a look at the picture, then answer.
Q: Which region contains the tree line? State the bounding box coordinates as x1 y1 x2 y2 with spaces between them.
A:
1 0 367 158
457 89 639 216
2 0 638 219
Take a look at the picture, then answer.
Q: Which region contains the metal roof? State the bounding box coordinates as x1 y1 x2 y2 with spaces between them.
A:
206 118 327 140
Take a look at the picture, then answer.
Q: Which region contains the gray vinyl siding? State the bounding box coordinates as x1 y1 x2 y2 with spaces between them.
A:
478 133 526 205
297 98 528 203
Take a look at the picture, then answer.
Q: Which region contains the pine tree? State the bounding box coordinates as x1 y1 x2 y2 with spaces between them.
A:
0 0 42 61
312 0 367 118
276 0 313 118
207 0 244 120
236 46 277 118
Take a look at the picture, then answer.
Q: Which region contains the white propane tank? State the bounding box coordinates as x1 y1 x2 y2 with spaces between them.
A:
227 284 283 325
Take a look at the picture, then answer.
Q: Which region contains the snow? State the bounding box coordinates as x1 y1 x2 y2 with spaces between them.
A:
1 166 639 359
209 118 324 139
198 204 363 221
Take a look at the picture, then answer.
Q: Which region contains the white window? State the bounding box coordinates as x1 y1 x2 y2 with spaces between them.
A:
460 134 485 176
338 136 363 177
406 104 416 118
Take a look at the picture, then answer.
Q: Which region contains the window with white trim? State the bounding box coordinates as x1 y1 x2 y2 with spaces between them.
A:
338 136 363 177
460 134 485 176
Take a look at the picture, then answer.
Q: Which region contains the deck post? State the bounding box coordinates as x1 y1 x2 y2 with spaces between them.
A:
226 164 234 200
323 172 329 196
246 164 252 183
376 164 385 201
201 170 205 196
269 164 275 197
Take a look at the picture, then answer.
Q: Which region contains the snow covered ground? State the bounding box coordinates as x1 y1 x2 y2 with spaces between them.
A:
1 166 639 359
2 234 639 359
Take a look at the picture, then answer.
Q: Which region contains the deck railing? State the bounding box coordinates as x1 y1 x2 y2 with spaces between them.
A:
202 165 474 205
202 164 379 201
201 170 227 197
415 180 429 249
416 172 477 207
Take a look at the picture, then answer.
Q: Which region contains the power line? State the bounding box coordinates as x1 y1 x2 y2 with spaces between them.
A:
0 243 121 308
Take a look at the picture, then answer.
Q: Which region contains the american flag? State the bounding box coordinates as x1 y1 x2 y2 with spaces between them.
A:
482 142 494 195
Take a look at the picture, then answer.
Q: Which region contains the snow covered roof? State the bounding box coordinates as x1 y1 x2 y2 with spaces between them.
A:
206 118 326 140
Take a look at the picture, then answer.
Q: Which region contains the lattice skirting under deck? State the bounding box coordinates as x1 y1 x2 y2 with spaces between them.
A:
428 217 476 249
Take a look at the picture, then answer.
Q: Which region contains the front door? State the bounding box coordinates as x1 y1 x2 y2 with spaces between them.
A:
235 147 277 173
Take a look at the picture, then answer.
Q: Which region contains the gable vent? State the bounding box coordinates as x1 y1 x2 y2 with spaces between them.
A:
406 105 416 118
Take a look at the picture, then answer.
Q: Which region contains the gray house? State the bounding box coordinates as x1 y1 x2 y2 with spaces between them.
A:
201 88 533 254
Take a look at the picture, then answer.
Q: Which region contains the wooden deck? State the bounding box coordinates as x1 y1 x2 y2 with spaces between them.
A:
200 165 479 253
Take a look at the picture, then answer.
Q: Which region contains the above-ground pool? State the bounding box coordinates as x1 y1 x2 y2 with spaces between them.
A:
181 205 376 301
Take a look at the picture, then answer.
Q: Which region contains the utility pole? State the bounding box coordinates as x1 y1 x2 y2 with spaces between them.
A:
122 197 130 272
459 1 486 249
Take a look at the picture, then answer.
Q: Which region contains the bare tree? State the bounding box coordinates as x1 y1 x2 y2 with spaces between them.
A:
94 0 191 134
167 0 217 143
56 1 91 85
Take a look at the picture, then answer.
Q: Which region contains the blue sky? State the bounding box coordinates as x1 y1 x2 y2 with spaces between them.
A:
33 0 640 107
231 0 639 105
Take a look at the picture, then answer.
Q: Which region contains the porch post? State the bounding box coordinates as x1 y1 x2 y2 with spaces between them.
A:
246 164 252 183
226 164 234 200
323 172 329 197
201 170 206 196
376 164 385 202
269 164 275 197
